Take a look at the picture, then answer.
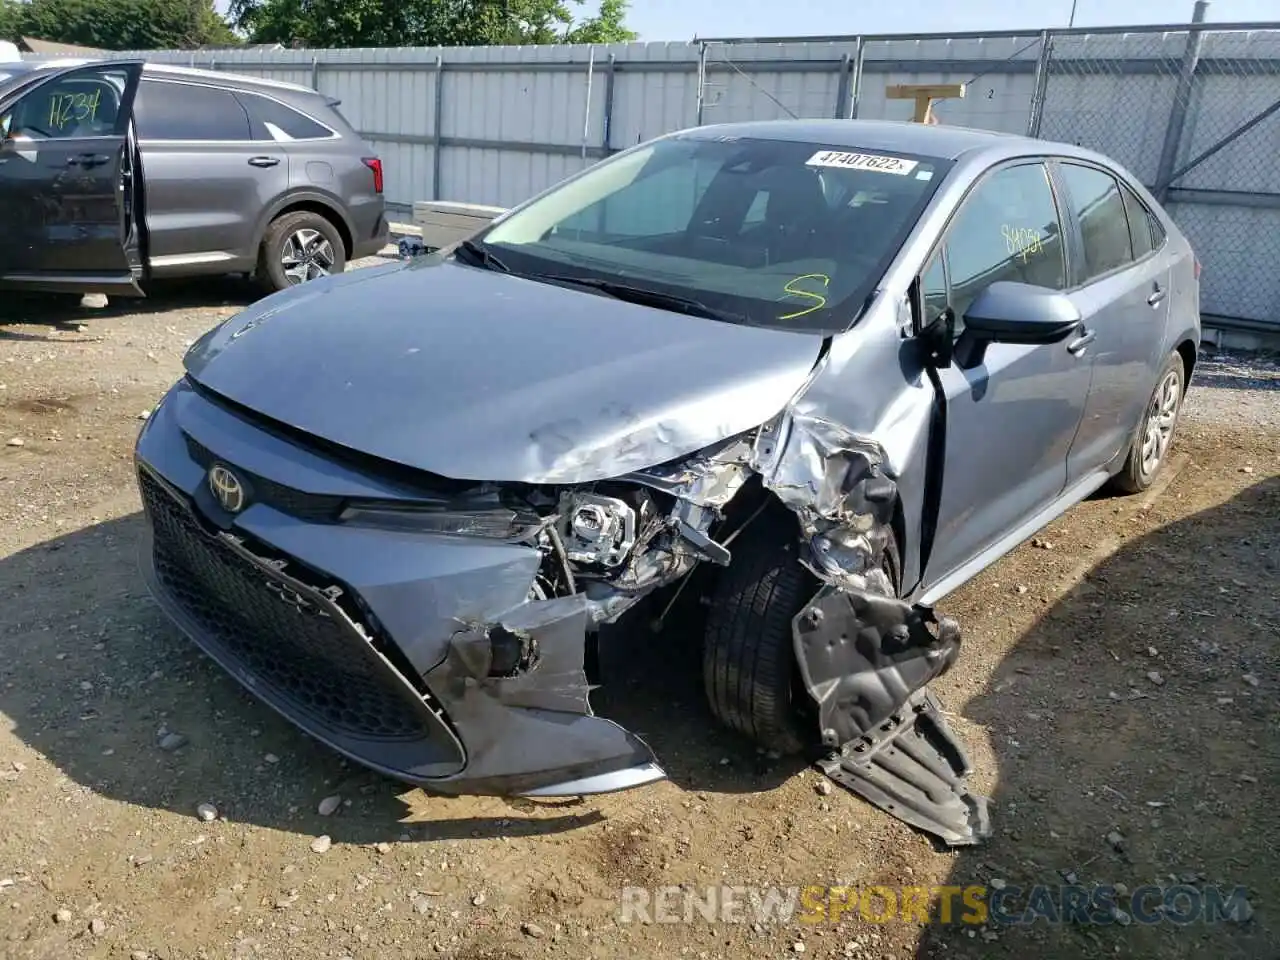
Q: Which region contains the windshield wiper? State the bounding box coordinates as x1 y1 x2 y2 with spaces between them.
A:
533 275 745 324
453 238 509 273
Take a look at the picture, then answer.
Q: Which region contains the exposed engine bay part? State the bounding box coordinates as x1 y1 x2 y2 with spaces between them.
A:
751 412 898 593
793 585 989 846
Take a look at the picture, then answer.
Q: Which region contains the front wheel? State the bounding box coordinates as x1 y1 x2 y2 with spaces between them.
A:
257 211 346 294
1110 350 1186 494
702 506 900 755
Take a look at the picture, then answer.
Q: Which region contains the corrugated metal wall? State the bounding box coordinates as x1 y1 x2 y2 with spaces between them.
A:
25 25 1280 327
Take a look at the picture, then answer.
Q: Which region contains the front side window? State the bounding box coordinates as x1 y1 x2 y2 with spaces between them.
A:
478 136 949 332
943 162 1067 323
1059 163 1134 283
3 66 127 140
134 80 251 141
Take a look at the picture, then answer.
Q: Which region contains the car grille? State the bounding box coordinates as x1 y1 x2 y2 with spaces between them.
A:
183 435 346 522
139 467 432 742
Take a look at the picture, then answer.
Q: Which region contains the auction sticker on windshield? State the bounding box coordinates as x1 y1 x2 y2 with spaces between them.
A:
805 151 919 175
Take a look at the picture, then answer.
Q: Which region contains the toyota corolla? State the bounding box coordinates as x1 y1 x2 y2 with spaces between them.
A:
134 119 1199 845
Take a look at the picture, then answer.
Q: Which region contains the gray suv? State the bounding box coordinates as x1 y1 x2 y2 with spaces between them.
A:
0 58 387 299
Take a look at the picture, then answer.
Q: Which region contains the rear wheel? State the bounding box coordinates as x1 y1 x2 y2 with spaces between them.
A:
1110 351 1186 494
258 211 346 293
702 505 900 754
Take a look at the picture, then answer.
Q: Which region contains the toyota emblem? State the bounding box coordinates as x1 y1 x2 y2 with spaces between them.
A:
208 464 247 514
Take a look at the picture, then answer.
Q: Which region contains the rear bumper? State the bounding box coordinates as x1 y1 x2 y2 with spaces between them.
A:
133 379 664 796
350 207 390 261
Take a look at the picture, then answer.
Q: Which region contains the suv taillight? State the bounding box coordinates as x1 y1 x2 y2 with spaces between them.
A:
362 157 383 195
1193 256 1202 281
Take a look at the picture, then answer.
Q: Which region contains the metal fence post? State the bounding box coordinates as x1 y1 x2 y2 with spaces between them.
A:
834 52 851 119
431 56 444 201
581 47 596 162
695 41 708 125
602 53 617 155
1026 29 1053 136
310 57 319 90
848 36 864 119
1155 0 1210 200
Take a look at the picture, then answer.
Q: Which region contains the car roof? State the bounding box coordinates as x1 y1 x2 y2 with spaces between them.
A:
3 57 320 97
679 118 1102 165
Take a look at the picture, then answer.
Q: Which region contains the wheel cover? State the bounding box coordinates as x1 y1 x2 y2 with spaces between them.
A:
280 228 336 285
1140 368 1181 477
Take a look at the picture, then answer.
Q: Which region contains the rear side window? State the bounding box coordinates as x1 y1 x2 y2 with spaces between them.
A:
134 80 251 141
237 92 334 141
1120 183 1166 257
1059 163 1133 282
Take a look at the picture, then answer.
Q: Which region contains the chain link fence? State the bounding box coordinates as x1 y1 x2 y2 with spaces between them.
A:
699 21 1280 329
1028 26 1280 326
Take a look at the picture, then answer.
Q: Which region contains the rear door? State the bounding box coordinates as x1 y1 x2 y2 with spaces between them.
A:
133 77 288 275
0 60 144 294
1053 161 1172 485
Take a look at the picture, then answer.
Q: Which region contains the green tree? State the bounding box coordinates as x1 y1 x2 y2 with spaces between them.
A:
228 0 636 48
0 0 238 49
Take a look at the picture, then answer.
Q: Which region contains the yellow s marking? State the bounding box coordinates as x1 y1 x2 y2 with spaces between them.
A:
778 273 830 320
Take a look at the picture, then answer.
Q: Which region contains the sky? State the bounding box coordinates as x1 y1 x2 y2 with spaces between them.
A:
212 0 1278 41
619 0 1274 41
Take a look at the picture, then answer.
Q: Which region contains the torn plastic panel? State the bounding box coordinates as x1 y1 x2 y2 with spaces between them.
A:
793 585 990 846
625 435 755 508
427 592 663 793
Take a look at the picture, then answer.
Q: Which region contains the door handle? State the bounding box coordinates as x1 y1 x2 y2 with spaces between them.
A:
1147 287 1166 307
1067 328 1096 355
65 153 110 168
247 156 281 168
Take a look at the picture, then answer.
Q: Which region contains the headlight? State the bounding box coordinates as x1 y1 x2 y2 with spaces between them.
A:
339 502 544 541
556 491 638 567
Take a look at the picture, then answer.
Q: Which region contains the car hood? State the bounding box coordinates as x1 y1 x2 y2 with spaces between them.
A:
183 258 825 484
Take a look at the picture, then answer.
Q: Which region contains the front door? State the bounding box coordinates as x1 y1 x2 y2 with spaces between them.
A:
1053 161 1172 484
916 160 1094 601
0 61 144 294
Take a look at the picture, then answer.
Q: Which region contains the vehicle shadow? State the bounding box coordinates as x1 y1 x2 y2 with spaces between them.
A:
914 476 1279 959
0 511 783 849
0 277 263 333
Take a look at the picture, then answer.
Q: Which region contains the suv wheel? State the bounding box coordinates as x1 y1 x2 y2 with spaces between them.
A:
258 211 346 293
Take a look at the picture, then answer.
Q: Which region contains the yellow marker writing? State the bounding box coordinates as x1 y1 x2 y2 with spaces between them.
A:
778 273 830 320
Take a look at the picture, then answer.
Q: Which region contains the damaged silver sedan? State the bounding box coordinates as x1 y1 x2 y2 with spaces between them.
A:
134 120 1200 845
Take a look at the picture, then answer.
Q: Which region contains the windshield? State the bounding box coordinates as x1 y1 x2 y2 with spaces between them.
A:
476 134 949 333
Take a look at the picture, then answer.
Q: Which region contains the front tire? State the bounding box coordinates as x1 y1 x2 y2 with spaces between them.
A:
702 506 900 754
258 211 346 294
1111 350 1186 494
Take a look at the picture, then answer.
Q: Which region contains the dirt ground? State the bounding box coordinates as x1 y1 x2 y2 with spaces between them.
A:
1 264 1277 960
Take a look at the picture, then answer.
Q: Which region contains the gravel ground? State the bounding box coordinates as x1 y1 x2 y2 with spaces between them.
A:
1 259 1278 960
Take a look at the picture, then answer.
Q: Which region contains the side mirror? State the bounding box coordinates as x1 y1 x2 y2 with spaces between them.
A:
955 281 1081 369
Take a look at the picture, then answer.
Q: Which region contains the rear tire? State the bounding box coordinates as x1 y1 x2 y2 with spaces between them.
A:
702 505 900 754
1110 350 1186 494
258 211 346 294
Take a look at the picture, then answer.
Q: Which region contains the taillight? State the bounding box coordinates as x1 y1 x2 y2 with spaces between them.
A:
362 157 383 195
1193 257 1202 281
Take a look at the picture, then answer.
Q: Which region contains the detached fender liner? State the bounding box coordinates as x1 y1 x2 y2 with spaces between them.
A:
794 585 991 846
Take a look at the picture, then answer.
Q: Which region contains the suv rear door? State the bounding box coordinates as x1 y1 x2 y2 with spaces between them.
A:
133 77 288 276
0 60 145 294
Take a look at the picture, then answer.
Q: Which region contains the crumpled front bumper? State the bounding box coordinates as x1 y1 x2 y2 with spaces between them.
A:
134 379 665 797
